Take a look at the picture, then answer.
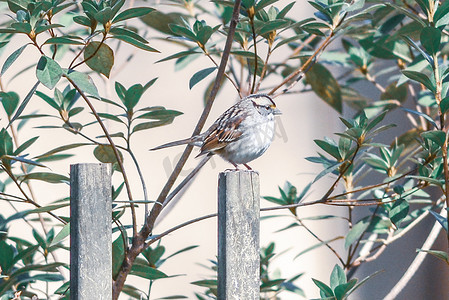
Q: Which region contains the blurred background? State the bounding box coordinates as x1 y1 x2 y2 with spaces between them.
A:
1 0 449 299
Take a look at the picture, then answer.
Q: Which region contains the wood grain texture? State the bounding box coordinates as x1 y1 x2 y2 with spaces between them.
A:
218 170 260 300
70 163 112 300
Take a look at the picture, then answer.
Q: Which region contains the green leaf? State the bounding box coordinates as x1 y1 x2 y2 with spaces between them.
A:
132 120 174 133
389 198 409 227
25 273 64 283
44 36 84 45
98 112 124 123
189 67 216 89
420 26 441 55
345 270 383 297
93 145 123 164
109 27 148 43
113 34 159 52
440 96 449 114
10 245 39 268
330 264 346 290
380 82 407 103
305 63 342 113
9 81 40 126
73 15 92 27
21 172 69 184
314 139 340 160
36 143 90 159
36 56 63 89
191 279 217 288
54 281 70 294
3 155 45 168
140 11 185 34
312 278 334 297
258 19 290 36
401 35 432 65
137 109 183 120
313 161 343 183
156 50 202 63
365 111 387 132
143 78 158 92
11 22 32 34
364 156 389 172
429 210 448 232
124 84 143 110
95 7 113 24
7 0 31 12
421 130 446 147
66 70 100 99
0 91 20 117
130 263 168 280
34 23 65 35
1 44 28 76
334 279 357 300
26 204 67 217
112 234 125 279
50 222 70 247
169 24 198 42
0 240 15 272
402 107 438 129
112 7 155 23
416 249 449 262
84 41 114 78
163 245 198 262
345 220 369 249
402 70 435 93
111 0 125 16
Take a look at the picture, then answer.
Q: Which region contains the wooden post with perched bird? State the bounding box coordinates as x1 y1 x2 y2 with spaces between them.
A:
70 163 112 300
218 170 260 299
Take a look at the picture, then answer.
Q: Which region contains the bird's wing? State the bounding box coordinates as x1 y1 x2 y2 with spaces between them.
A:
197 110 246 156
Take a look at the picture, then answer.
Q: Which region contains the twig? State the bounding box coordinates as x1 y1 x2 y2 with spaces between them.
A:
254 44 272 93
127 148 149 217
161 155 211 210
1 166 66 224
296 217 345 266
250 15 258 94
320 144 361 202
268 32 334 97
65 75 137 237
147 212 217 247
111 1 243 298
204 51 241 97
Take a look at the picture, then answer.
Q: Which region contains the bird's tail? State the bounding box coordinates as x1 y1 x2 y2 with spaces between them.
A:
150 137 193 151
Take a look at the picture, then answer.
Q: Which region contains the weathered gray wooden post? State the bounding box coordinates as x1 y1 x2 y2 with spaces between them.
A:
70 163 112 300
218 170 260 299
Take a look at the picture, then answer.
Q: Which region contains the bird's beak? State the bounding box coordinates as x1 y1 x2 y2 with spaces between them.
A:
273 108 282 115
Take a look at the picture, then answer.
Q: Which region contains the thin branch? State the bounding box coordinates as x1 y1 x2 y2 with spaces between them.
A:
65 75 137 237
141 0 242 239
2 166 66 224
320 144 361 202
127 147 149 217
204 51 241 97
147 212 217 247
250 15 258 94
254 44 272 93
161 155 211 210
111 1 243 298
296 217 345 266
268 32 334 97
365 72 386 93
